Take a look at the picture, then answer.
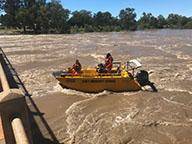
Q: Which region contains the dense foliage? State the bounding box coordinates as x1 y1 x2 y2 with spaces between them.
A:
0 0 192 33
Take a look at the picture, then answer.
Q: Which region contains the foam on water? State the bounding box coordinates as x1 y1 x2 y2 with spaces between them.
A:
62 89 112 97
51 83 111 97
65 97 99 139
112 108 139 128
69 48 77 54
122 91 141 96
97 43 111 46
155 44 192 60
185 43 192 47
90 53 104 62
187 64 192 71
51 83 141 98
164 88 192 95
175 53 191 60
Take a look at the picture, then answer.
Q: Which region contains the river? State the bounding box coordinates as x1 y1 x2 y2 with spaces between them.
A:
0 30 192 143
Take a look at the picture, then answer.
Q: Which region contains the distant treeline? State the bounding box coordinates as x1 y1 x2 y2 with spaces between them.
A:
0 0 192 34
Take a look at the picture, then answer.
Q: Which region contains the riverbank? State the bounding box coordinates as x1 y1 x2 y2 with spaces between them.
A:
0 28 22 35
1 28 192 35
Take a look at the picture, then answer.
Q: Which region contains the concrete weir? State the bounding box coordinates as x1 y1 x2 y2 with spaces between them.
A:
0 47 33 144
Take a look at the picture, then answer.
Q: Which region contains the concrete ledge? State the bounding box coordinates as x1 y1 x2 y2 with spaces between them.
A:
0 89 24 103
0 48 32 144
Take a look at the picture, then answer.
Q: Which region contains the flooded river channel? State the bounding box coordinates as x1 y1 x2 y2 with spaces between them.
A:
0 30 192 143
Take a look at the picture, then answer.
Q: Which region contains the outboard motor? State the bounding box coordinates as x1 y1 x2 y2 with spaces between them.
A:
136 70 149 86
136 70 158 92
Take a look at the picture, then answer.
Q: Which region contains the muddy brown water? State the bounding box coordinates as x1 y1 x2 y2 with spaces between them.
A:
0 30 192 143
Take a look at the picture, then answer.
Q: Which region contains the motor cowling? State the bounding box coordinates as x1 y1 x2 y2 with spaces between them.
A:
136 70 149 86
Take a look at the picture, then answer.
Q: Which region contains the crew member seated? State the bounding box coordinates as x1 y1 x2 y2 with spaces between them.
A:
104 53 113 72
72 59 82 75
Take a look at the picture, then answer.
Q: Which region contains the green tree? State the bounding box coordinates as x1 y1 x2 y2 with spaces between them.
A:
166 14 189 29
157 15 167 28
46 0 70 33
0 0 5 11
137 12 158 29
167 14 178 28
119 8 137 31
0 14 3 25
179 16 190 28
93 12 113 26
16 8 29 32
93 11 119 32
0 14 8 27
28 0 47 33
69 10 93 28
2 1 192 33
0 0 21 27
184 20 192 29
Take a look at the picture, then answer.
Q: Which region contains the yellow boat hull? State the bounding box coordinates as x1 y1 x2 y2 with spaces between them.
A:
56 76 141 93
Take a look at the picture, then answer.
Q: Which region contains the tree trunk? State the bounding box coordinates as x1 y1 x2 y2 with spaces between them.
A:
23 25 26 33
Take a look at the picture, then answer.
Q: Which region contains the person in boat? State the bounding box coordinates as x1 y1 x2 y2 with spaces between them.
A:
72 59 82 74
104 53 113 72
